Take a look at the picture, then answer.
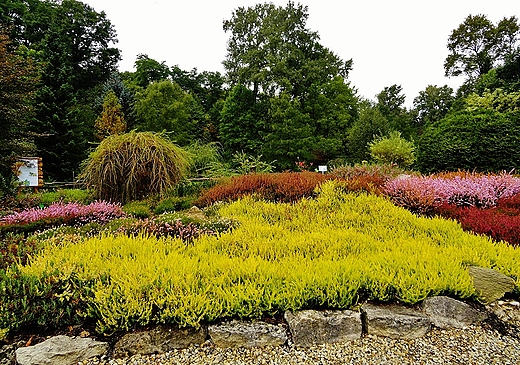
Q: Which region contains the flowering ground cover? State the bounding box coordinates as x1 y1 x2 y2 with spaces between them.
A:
0 201 125 226
1 181 518 337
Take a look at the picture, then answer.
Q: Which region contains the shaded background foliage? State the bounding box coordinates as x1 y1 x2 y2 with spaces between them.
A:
1 2 520 194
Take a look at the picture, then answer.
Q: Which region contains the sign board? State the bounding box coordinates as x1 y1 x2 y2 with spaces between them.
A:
318 165 327 173
16 158 43 187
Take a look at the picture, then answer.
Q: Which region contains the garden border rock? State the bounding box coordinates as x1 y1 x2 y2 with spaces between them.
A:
9 295 517 364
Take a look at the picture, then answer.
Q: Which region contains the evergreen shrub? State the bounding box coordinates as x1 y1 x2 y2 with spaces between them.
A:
417 109 520 173
122 201 152 219
154 197 194 214
368 131 416 167
38 189 94 206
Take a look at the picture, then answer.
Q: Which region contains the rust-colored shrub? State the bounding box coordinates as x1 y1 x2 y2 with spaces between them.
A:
194 172 330 207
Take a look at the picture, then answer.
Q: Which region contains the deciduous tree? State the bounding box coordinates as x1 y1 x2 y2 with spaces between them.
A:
444 14 520 81
134 80 203 145
412 85 455 128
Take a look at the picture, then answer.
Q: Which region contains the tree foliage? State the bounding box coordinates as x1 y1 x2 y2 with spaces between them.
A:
465 88 520 113
1 0 121 181
223 1 351 101
79 131 191 204
219 84 266 159
376 84 414 138
346 102 390 163
221 2 357 169
412 85 455 127
130 53 171 89
0 32 38 194
444 14 520 81
134 80 205 145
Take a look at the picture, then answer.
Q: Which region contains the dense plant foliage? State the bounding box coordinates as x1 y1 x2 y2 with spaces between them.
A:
80 131 191 204
5 181 518 335
0 32 38 197
368 131 416 168
194 172 330 207
417 109 520 173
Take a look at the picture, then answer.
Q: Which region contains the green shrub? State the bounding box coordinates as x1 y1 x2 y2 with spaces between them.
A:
154 197 194 214
183 141 226 178
0 268 94 334
170 179 217 198
38 189 93 206
79 131 191 204
368 131 416 167
123 201 152 219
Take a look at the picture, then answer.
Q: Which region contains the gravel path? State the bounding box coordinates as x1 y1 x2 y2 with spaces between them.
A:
83 301 520 365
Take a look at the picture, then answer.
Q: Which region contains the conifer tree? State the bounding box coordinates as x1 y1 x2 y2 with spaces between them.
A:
94 90 126 141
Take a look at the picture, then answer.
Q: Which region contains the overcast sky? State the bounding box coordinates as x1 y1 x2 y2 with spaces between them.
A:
83 0 519 106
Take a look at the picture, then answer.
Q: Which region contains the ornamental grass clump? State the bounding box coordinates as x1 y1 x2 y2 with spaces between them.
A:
79 131 191 204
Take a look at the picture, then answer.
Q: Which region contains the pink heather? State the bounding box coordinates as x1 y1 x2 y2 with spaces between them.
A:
384 174 520 208
1 201 125 225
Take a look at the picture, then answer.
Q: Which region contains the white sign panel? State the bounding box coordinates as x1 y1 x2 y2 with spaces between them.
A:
17 158 39 187
318 165 327 173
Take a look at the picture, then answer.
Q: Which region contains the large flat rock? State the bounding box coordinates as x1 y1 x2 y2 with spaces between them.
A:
284 309 362 346
209 320 287 348
15 335 108 365
361 304 430 339
114 325 207 358
423 296 487 329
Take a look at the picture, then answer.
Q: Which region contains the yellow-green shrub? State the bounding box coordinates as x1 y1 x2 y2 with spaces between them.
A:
16 181 520 334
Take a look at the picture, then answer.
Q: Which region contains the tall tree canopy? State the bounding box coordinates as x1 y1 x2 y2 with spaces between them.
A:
223 1 351 101
221 1 357 169
412 85 455 128
444 14 520 81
